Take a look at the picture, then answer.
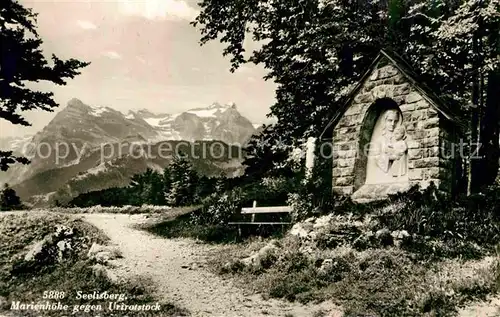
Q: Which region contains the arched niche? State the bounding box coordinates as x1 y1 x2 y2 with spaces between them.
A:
353 98 408 190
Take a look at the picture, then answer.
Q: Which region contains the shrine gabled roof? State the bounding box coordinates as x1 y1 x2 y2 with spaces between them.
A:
319 49 465 140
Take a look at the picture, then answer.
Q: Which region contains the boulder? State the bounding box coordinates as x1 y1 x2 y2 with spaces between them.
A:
241 240 279 269
87 243 122 264
56 240 73 262
87 243 107 256
22 233 79 272
24 234 74 263
391 230 411 247
24 224 78 263
290 223 313 238
91 264 120 283
313 214 334 230
318 258 334 275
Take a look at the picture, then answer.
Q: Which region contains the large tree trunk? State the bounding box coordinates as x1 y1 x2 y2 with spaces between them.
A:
467 96 480 195
477 71 500 187
476 19 500 189
467 32 481 195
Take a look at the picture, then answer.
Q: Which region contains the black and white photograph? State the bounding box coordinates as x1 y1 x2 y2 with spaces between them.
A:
0 0 499 316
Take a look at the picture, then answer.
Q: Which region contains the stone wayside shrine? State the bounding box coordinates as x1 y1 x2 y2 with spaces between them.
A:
320 50 465 202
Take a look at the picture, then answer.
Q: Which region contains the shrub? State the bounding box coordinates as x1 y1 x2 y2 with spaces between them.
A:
268 270 317 302
241 175 301 207
0 183 22 211
191 174 302 227
374 183 500 252
288 177 337 222
192 187 244 226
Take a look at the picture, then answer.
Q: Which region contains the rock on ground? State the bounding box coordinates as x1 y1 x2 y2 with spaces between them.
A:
87 243 122 264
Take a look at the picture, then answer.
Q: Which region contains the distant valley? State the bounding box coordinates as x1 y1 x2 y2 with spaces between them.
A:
0 99 262 206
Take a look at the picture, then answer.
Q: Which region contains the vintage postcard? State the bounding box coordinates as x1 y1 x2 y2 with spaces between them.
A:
1 0 499 316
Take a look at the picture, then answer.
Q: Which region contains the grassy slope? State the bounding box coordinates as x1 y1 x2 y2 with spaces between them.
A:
0 211 188 317
207 239 500 317
144 208 500 317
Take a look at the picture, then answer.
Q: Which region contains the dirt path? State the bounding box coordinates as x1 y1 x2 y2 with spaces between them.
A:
457 297 500 317
83 214 341 317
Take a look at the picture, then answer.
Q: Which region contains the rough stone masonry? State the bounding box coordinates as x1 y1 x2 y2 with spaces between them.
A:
323 50 463 202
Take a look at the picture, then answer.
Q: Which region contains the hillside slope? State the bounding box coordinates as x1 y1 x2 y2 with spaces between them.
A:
13 140 245 206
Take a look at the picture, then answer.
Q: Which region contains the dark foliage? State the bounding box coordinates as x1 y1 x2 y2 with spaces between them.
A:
375 183 500 247
68 158 221 208
241 125 292 183
0 0 89 171
146 210 241 243
146 208 287 244
193 0 500 192
0 183 22 210
67 187 134 207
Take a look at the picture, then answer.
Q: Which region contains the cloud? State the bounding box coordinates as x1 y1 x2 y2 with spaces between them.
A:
234 65 252 73
191 67 201 72
103 51 122 60
76 20 97 30
247 76 256 82
118 0 199 21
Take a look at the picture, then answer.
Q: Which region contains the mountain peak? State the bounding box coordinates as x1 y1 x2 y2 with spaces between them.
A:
207 102 222 109
207 102 235 110
67 98 90 110
203 102 237 111
135 109 170 119
136 109 155 117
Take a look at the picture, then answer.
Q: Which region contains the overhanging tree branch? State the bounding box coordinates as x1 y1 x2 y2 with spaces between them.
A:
0 0 89 171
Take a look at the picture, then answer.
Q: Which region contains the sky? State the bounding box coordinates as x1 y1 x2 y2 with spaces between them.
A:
0 0 277 137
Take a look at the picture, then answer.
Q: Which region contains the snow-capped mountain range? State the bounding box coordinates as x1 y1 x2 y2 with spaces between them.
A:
55 98 256 144
0 99 259 204
2 98 256 157
1 99 263 160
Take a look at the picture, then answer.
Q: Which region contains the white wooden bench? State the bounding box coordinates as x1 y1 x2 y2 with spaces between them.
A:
228 201 292 236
